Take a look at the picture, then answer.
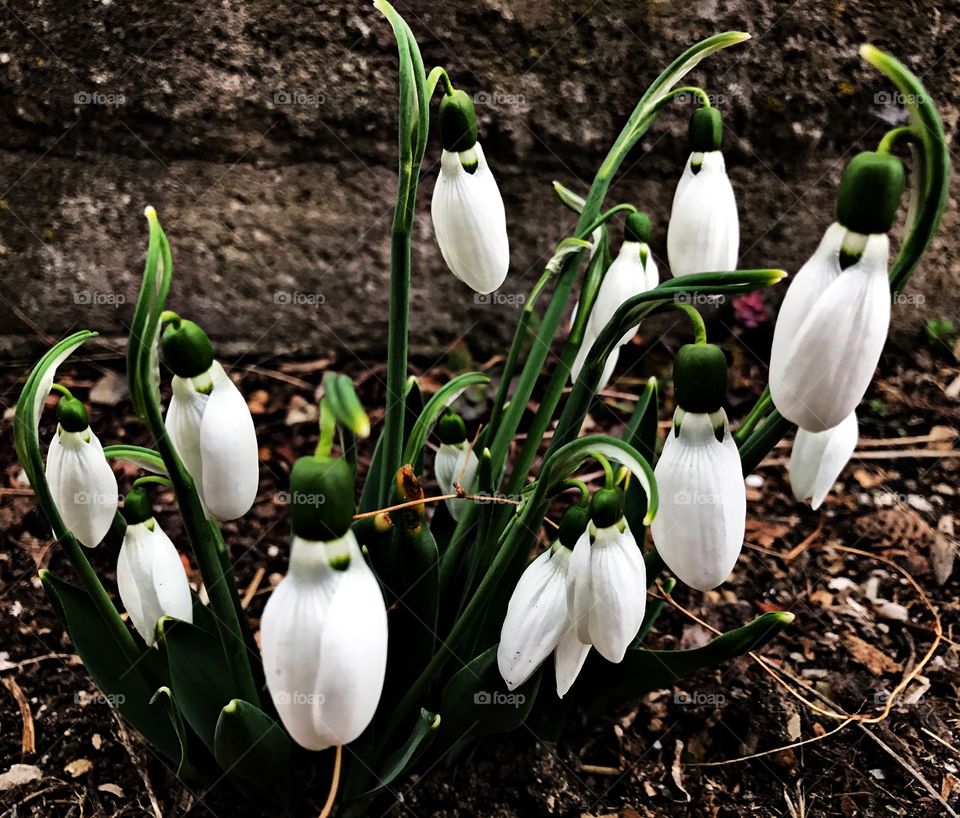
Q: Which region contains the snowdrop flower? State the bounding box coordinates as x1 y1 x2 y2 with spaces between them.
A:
431 89 509 294
162 318 259 521
770 152 904 432
667 107 739 276
116 487 193 647
789 411 858 510
570 213 659 389
45 395 118 548
498 506 591 697
261 455 387 751
434 410 478 521
567 488 647 663
651 343 746 591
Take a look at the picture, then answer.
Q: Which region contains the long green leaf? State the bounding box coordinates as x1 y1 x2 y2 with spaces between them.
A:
102 444 167 474
214 699 294 804
401 372 490 466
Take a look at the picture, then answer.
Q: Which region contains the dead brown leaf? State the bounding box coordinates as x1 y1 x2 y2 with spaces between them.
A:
842 633 901 676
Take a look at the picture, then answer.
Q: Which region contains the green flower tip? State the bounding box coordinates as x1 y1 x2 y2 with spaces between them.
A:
836 151 905 235
439 89 478 153
689 106 723 152
673 343 728 414
56 395 89 433
288 455 356 542
437 410 467 445
624 211 652 244
590 487 625 530
160 318 214 379
122 486 154 526
559 504 589 548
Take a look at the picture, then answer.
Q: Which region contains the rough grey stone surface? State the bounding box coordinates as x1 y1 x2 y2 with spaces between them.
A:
0 0 957 363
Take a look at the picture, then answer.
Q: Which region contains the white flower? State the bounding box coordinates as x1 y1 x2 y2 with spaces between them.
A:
789 411 858 510
45 423 118 548
667 151 739 276
497 543 590 697
260 530 388 751
567 519 647 663
435 441 479 521
569 241 658 388
769 223 890 431
650 409 745 591
431 143 509 294
165 361 259 520
117 519 193 647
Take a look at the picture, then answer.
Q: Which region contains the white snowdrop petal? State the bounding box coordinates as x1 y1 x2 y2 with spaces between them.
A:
117 521 192 646
46 428 119 548
587 241 650 346
261 537 338 751
435 443 478 521
770 234 890 431
667 151 739 277
769 223 846 398
199 362 259 520
789 411 858 510
431 144 510 294
650 411 746 591
567 528 593 645
584 524 646 663
554 624 590 698
643 250 660 292
313 534 388 747
166 375 208 494
498 547 571 691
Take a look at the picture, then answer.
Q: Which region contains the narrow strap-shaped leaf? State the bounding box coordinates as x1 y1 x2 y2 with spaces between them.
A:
149 686 208 781
213 699 294 805
40 570 180 761
401 372 490 466
580 611 794 714
355 709 439 800
102 444 167 474
323 372 371 438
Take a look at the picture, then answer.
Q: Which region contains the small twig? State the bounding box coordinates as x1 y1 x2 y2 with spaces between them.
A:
2 676 36 754
241 566 266 609
690 719 854 767
114 715 162 818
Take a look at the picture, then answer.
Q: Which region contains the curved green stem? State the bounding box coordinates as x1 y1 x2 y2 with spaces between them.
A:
49 383 74 399
595 453 615 489
560 479 591 507
877 125 916 154
132 475 174 490
317 397 336 458
427 66 454 98
669 303 708 344
668 85 712 107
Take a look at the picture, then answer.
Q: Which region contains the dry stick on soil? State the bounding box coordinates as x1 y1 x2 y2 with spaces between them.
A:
113 714 163 818
655 530 947 803
2 675 36 754
241 565 266 609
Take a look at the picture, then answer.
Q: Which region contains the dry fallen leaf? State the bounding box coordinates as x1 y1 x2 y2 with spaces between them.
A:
89 371 127 406
246 389 270 415
64 758 93 778
98 783 124 797
843 633 901 676
932 515 957 585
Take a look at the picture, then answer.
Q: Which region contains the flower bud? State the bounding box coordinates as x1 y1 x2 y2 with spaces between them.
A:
558 504 589 549
287 456 355 542
835 151 905 236
673 343 728 414
436 410 467 445
439 89 479 153
589 487 625 530
56 395 88 433
624 211 652 244
688 106 723 153
161 318 214 379
121 486 154 526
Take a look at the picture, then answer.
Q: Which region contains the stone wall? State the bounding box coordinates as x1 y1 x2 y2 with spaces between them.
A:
1 0 956 363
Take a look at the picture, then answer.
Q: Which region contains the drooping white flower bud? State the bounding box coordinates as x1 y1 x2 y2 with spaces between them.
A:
769 151 904 432
567 489 647 663
260 531 388 751
789 411 858 510
45 396 118 548
667 108 739 276
165 360 259 521
116 488 193 647
431 90 509 294
434 410 478 521
650 344 745 591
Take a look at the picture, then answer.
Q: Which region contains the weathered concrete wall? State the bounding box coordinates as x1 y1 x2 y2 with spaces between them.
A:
1 0 957 363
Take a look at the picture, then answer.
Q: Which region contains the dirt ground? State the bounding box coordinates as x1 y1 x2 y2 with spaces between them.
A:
0 323 958 817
